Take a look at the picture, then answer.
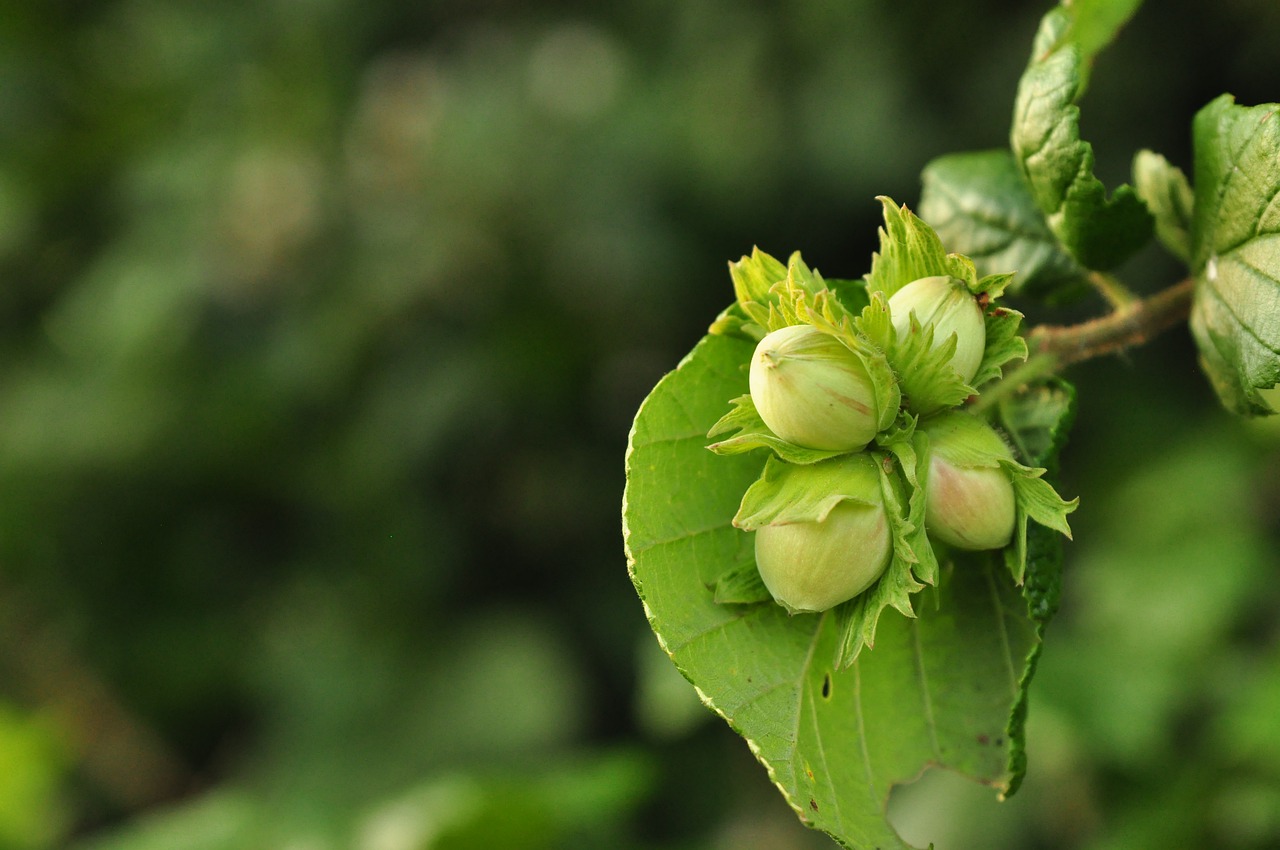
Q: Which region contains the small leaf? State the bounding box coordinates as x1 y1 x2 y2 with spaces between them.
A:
1188 95 1280 415
919 150 1089 300
1063 0 1145 86
876 426 940 587
1006 463 1077 539
888 315 975 415
1132 149 1194 263
1010 5 1153 270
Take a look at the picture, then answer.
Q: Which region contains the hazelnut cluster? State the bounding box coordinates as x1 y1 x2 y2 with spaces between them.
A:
741 275 1019 613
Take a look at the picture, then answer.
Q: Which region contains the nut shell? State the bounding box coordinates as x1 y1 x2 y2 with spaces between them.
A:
748 325 879 452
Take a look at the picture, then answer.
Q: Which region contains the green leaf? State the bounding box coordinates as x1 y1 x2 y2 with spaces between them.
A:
919 150 1089 300
1010 5 1153 270
1063 0 1145 84
625 333 1050 847
1188 95 1280 415
1132 149 1193 262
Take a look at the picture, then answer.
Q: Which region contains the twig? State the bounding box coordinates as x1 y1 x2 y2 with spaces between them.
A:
1027 277 1195 368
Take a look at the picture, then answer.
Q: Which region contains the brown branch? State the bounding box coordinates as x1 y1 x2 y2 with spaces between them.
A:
1027 277 1195 368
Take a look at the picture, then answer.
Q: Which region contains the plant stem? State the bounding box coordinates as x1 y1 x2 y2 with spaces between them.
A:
1027 277 1195 368
975 278 1195 410
1088 271 1138 310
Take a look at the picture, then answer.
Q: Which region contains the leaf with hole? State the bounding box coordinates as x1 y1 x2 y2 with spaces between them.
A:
623 333 1071 848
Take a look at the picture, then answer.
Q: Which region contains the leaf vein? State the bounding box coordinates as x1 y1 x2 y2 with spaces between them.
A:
852 662 883 811
911 618 942 759
985 564 1019 695
1201 276 1280 358
626 519 735 558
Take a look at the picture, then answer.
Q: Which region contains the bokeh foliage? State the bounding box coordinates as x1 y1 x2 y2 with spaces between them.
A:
0 1 1278 848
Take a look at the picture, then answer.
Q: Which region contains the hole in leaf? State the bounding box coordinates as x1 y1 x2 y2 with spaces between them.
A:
888 765 1030 849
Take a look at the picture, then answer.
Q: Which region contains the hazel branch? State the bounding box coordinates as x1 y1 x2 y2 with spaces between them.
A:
1027 277 1195 368
973 278 1195 415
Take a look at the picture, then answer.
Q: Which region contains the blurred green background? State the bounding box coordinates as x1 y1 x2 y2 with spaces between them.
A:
1 1 1280 848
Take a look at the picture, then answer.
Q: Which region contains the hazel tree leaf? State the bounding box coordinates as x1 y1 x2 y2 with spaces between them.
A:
1132 149 1194 263
919 150 1089 300
1062 0 1145 86
1010 4 1153 270
625 333 1052 848
1187 95 1280 415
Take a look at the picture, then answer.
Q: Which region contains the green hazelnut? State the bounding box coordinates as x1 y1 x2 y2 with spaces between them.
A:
753 459 892 613
920 411 1016 551
888 276 986 384
748 324 880 452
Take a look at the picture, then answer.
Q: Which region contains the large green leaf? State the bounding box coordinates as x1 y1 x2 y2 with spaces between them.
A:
919 150 1088 301
1010 3 1152 270
1188 95 1280 415
623 334 1050 849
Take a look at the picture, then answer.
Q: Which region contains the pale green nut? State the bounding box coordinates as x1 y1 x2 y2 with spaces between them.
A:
748 324 879 452
920 410 1016 551
888 275 986 384
753 458 892 613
